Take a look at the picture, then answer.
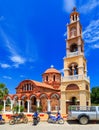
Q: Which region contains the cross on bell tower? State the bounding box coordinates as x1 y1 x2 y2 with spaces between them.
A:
72 7 77 12
70 7 79 23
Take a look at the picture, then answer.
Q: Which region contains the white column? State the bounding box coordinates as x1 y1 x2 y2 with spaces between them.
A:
29 100 32 112
11 100 13 110
37 99 40 108
47 99 51 112
71 16 73 23
18 100 21 113
77 15 79 21
80 91 86 106
3 100 6 113
27 100 30 113
60 91 66 114
26 84 28 91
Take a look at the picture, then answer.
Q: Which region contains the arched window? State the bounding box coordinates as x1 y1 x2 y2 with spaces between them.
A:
27 84 29 91
46 76 48 81
70 27 77 37
22 86 24 91
86 85 89 90
66 84 79 90
24 85 26 91
53 75 55 81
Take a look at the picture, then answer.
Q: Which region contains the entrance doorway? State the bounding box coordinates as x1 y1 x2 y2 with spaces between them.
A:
30 96 37 112
66 97 79 114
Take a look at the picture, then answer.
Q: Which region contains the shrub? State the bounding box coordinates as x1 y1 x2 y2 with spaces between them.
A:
37 106 42 112
12 105 19 114
0 105 3 111
20 105 24 112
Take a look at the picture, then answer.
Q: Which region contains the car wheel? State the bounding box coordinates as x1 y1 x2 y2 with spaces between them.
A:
79 116 89 125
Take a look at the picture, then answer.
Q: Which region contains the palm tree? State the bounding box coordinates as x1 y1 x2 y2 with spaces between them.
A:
0 83 9 105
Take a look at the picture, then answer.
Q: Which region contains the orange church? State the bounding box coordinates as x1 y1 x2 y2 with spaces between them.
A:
4 66 61 113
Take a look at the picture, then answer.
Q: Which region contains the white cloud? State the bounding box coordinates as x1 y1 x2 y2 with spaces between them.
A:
10 55 25 64
0 63 11 68
63 0 76 13
79 0 99 13
83 19 99 56
3 76 12 79
83 19 99 43
91 44 99 49
0 27 26 67
0 27 16 55
10 55 26 68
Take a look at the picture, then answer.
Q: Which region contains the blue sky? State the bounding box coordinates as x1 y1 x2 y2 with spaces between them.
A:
0 0 99 94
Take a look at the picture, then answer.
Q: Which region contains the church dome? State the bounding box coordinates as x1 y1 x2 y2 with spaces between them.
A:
44 66 60 74
42 65 61 89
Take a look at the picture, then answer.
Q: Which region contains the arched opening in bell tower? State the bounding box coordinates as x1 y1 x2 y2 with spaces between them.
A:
70 43 78 52
68 63 78 75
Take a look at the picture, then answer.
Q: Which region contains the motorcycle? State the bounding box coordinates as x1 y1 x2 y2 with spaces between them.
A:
0 114 5 124
47 112 64 124
9 113 28 125
32 111 40 125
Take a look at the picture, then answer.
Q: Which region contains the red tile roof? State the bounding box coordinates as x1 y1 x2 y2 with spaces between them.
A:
32 80 60 90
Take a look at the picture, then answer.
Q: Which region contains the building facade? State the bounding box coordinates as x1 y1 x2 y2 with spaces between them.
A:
4 67 61 113
61 8 91 114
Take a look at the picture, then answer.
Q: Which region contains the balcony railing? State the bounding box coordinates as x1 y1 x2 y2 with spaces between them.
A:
61 75 90 82
67 51 84 57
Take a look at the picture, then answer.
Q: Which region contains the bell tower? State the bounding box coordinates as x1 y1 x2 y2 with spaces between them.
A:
61 8 91 114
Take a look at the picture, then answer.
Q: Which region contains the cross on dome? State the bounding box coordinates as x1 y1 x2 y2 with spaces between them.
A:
51 65 54 68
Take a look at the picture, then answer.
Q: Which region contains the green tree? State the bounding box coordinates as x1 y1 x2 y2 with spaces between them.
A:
0 83 9 105
91 87 99 105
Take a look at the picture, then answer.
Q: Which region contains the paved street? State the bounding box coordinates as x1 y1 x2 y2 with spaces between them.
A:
0 121 99 130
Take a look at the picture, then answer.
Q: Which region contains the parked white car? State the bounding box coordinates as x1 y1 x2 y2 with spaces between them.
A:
67 106 99 125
